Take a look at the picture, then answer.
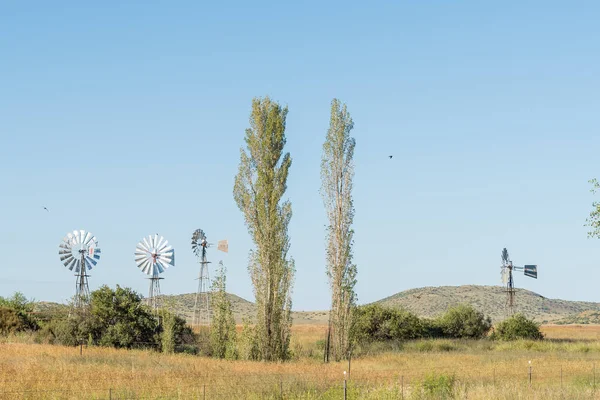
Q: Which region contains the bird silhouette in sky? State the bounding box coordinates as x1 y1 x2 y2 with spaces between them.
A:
389 155 393 159
43 207 49 212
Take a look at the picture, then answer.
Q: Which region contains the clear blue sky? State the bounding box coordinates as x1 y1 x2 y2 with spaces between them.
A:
1 1 599 310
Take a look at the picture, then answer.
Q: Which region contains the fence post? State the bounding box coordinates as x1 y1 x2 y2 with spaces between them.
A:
280 380 283 399
528 361 532 386
343 371 347 400
80 340 83 356
109 388 112 400
348 352 351 379
203 384 206 400
401 375 404 400
594 363 596 394
560 366 562 390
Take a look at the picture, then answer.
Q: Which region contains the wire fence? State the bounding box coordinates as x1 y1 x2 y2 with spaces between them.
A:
4 364 600 399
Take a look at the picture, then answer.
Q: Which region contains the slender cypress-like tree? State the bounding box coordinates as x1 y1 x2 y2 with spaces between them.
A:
233 96 294 361
210 261 236 359
321 98 357 361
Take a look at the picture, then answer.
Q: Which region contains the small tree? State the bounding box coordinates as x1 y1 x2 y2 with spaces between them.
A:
160 310 176 354
210 262 237 359
436 304 492 339
91 285 158 348
491 313 544 341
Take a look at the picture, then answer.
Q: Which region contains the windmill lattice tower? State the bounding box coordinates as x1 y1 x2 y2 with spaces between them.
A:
191 229 228 326
135 234 175 312
59 230 101 309
500 247 538 317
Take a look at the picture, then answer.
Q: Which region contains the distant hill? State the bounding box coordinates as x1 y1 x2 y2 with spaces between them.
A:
159 293 329 324
554 310 600 325
32 285 600 325
33 293 330 325
374 285 600 323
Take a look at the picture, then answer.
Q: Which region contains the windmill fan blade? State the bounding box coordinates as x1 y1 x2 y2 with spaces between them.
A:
61 255 74 266
86 256 98 267
66 258 77 271
156 262 165 274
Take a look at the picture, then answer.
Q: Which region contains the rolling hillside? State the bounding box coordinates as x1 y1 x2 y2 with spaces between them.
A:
375 285 600 323
33 285 600 324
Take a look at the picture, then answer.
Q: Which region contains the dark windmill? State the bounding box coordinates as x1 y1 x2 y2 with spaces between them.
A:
500 248 538 316
191 229 228 326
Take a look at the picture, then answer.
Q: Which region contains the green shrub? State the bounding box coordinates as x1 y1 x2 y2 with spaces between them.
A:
436 304 491 339
415 341 434 352
411 373 456 399
0 292 38 332
491 313 543 341
351 304 424 344
38 285 194 351
422 318 445 338
0 307 27 335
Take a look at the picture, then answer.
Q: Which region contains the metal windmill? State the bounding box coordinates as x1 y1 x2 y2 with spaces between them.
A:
58 230 101 308
135 234 175 312
191 229 228 326
500 247 538 316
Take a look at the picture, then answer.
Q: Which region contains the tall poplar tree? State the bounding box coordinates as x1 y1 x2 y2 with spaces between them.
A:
233 96 294 361
321 98 357 361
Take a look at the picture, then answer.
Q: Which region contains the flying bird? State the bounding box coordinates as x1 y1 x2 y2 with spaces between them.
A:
388 155 393 159
43 207 49 212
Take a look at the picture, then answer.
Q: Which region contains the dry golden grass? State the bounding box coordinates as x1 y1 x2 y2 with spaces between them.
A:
3 325 600 399
542 324 600 340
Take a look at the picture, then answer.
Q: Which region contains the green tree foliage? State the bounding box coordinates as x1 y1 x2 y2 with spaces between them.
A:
351 304 494 345
491 313 544 341
0 307 27 335
90 285 158 348
233 96 295 361
210 262 237 359
436 304 492 339
41 285 193 351
321 98 357 361
160 310 177 354
586 178 600 238
0 292 37 332
351 304 424 344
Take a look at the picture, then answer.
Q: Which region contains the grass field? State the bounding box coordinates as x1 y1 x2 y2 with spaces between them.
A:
3 324 600 399
542 324 600 341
